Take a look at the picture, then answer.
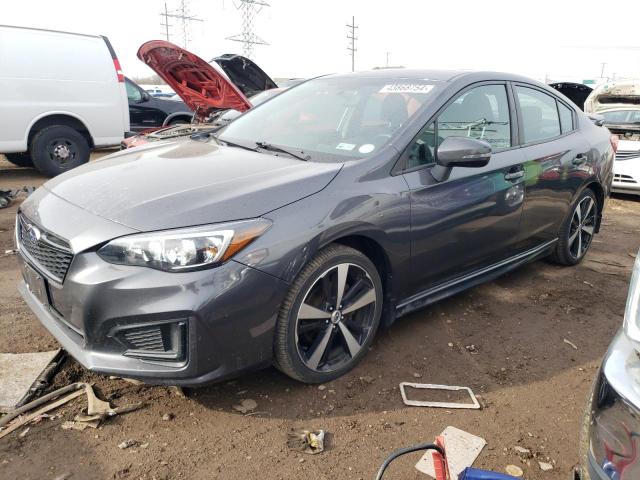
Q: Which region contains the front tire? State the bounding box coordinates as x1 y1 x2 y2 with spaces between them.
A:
549 188 598 266
30 125 90 177
274 244 383 383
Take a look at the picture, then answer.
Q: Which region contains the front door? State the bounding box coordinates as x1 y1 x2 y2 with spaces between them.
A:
401 83 526 296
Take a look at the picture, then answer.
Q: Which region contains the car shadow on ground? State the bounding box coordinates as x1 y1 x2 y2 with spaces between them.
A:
188 250 629 421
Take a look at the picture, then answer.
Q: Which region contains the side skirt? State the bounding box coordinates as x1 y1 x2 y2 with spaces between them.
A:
395 239 558 318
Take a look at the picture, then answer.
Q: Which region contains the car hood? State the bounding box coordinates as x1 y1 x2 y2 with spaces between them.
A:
211 54 278 98
549 82 592 111
42 140 342 232
137 40 251 119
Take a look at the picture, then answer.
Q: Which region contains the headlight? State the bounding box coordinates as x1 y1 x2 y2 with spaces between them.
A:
97 219 271 272
623 250 640 343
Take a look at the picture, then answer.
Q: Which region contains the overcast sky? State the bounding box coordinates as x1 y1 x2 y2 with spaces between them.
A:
3 0 640 83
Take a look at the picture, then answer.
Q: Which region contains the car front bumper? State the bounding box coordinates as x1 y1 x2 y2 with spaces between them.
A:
578 330 640 480
612 159 640 195
18 250 289 386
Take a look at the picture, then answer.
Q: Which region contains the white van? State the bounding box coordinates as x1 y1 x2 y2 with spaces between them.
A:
0 25 129 176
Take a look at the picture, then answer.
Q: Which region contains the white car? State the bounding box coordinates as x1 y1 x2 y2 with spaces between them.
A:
0 25 130 176
584 82 640 195
597 109 640 195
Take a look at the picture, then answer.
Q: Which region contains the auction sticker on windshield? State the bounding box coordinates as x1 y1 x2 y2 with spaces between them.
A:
379 84 434 94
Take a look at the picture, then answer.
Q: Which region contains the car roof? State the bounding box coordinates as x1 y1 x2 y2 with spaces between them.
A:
324 69 546 86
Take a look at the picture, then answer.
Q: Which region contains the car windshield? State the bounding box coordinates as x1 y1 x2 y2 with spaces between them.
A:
218 76 439 161
600 109 640 124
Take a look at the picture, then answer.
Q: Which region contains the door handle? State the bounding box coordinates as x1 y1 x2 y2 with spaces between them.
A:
504 169 525 181
573 153 588 165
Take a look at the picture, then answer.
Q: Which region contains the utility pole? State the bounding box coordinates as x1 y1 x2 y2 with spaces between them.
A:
160 2 172 41
600 62 607 79
160 0 203 48
346 16 358 72
226 0 270 59
385 51 390 68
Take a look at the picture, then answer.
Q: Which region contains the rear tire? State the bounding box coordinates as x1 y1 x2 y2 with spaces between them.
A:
168 117 190 126
549 188 598 266
4 152 33 167
274 244 383 383
30 125 90 177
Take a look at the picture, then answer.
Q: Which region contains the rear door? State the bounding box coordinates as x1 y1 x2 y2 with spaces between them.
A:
511 84 591 251
400 82 527 294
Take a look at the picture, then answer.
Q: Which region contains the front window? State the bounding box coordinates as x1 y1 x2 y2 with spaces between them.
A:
125 80 143 103
218 77 440 161
406 84 512 169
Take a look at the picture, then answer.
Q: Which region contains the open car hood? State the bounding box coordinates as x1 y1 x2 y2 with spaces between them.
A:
211 54 278 98
549 82 592 111
137 40 251 119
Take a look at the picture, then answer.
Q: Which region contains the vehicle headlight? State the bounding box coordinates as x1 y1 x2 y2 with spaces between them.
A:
97 219 271 272
623 250 640 343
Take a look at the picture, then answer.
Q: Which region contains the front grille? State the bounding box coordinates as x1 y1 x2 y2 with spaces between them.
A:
615 150 640 161
614 174 638 184
17 214 73 282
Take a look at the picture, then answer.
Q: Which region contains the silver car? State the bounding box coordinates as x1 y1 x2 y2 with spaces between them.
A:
578 251 640 479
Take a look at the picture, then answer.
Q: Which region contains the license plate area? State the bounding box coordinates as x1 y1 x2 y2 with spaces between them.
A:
21 260 49 307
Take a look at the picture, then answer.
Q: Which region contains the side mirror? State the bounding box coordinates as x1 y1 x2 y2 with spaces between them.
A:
431 136 492 182
587 113 605 127
139 92 150 103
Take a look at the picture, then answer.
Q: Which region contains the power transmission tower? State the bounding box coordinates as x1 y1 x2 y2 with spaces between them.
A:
346 16 358 72
600 62 607 79
160 0 203 48
160 2 172 41
226 0 269 59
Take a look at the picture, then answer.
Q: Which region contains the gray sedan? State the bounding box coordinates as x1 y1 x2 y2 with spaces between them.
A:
16 70 614 385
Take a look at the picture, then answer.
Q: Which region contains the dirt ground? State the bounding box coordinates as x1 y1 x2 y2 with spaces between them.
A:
1 152 639 480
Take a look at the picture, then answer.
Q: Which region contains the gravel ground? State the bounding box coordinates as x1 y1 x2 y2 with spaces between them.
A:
1 153 639 480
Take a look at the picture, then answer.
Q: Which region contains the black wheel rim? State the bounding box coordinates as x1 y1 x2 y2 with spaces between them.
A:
46 138 78 168
295 263 377 373
568 196 596 260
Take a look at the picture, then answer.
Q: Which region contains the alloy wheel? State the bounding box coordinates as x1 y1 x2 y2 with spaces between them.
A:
295 263 378 372
568 196 596 260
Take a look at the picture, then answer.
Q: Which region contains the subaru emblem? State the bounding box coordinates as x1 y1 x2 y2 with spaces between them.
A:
25 224 41 243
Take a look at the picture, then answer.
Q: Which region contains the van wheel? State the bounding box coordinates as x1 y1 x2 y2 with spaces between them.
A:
4 152 33 167
274 244 383 383
30 125 90 177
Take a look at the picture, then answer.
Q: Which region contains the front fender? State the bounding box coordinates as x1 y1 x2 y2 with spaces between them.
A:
232 175 412 300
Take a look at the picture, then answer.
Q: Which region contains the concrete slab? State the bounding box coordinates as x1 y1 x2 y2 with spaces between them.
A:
0 350 59 412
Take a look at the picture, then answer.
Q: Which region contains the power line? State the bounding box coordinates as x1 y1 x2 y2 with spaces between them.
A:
346 16 358 72
160 0 203 48
226 0 269 59
160 2 173 41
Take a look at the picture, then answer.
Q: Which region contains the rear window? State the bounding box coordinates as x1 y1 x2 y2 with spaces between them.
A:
515 86 561 143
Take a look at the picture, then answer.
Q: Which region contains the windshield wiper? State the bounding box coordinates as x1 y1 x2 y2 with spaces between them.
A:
210 134 259 152
255 141 310 161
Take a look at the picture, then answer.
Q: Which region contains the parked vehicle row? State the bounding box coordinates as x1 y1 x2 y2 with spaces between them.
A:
0 28 279 176
121 41 283 149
